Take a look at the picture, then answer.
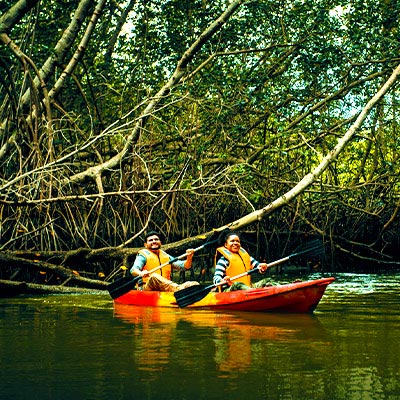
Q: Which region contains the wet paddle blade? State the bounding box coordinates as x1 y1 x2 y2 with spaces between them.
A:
288 239 325 262
108 276 140 299
174 284 214 308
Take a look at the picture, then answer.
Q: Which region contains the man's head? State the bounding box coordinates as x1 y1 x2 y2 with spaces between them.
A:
144 231 162 251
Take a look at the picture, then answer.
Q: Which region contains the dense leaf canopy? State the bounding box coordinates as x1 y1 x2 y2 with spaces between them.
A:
0 0 399 275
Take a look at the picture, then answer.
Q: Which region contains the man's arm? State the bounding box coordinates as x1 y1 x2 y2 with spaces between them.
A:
170 249 195 270
130 254 147 277
183 249 194 269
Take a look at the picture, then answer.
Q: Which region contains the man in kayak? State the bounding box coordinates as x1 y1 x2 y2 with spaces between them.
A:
130 231 200 292
213 232 269 291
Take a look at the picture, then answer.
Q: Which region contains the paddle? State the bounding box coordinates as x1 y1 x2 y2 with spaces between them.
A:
174 239 325 308
107 229 230 299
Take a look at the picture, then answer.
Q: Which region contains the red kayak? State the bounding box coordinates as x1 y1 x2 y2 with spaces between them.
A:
114 277 335 313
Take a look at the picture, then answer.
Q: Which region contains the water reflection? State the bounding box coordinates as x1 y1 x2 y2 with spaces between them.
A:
113 304 330 375
1 273 399 400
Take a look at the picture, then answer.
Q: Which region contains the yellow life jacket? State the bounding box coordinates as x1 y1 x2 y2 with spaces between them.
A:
138 249 171 281
215 246 252 286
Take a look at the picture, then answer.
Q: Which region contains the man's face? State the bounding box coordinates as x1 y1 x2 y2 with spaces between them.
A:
144 235 162 251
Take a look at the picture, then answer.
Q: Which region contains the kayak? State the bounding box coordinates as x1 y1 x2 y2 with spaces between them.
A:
113 277 335 313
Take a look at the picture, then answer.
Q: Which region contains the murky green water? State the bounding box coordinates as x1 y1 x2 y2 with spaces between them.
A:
0 273 399 400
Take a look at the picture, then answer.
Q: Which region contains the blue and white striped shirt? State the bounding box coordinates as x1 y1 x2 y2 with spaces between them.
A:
213 255 260 285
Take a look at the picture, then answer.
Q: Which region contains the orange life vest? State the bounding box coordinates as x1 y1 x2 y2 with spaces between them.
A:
138 249 171 281
215 246 252 286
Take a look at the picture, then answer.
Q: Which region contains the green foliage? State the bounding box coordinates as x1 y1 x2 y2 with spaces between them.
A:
0 0 399 268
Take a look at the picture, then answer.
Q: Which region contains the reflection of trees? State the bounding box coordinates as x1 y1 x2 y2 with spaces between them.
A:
214 327 252 373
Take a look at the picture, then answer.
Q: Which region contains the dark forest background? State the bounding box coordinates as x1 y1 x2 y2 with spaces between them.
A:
1 0 399 291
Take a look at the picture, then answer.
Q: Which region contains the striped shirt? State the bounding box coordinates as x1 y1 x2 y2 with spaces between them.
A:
213 255 260 285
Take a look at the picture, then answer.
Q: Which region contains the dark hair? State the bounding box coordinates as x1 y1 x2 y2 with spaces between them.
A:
144 231 163 242
220 231 241 245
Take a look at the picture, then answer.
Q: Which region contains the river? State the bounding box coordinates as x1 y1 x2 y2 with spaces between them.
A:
0 272 399 400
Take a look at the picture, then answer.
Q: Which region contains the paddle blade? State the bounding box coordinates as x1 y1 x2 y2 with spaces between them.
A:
174 284 214 308
198 227 232 247
108 276 139 299
289 239 325 263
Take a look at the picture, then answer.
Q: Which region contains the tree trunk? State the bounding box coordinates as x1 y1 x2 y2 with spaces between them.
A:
0 279 106 297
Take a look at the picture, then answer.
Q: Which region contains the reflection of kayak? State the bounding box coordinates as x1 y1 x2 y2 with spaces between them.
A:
113 304 330 374
114 277 335 313
113 303 327 339
114 303 324 329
